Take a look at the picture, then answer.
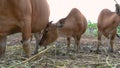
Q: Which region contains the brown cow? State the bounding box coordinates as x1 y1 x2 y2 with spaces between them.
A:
0 0 50 57
33 21 65 54
38 8 87 52
97 4 120 53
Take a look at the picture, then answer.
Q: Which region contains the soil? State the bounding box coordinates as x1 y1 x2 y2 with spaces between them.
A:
0 34 120 68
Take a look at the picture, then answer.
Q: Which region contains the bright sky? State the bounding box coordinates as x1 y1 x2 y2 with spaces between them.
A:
47 0 120 23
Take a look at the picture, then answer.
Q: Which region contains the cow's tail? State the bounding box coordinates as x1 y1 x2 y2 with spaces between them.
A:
116 34 120 39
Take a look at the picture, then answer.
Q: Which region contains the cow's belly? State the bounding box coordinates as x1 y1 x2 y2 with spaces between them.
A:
58 30 74 38
0 27 20 36
0 17 21 36
0 19 48 36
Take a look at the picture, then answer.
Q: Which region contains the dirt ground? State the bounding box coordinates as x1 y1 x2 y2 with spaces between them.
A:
0 34 120 68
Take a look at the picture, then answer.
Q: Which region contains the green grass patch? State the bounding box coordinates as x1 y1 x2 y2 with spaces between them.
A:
86 20 120 36
85 20 98 36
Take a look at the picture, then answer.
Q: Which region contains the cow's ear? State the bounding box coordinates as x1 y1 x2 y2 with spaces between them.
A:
55 18 66 28
55 22 65 28
46 21 53 27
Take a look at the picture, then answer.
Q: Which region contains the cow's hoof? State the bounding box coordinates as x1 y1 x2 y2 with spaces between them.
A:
108 49 114 53
95 49 101 54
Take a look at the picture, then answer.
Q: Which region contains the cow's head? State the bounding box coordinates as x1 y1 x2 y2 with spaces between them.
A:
115 4 120 16
39 20 65 46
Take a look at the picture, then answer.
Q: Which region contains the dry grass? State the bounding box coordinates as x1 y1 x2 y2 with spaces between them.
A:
0 34 120 68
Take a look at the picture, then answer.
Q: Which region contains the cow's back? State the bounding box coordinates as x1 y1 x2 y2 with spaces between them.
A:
58 8 87 37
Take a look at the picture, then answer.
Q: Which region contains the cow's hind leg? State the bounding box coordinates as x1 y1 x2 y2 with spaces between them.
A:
0 36 7 57
96 31 102 53
74 35 81 52
66 37 70 53
108 34 115 52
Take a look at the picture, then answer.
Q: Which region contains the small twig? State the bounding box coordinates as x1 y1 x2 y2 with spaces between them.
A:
106 56 112 67
22 45 55 64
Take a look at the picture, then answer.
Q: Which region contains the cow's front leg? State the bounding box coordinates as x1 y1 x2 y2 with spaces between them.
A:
10 0 32 57
33 33 41 55
0 36 7 57
21 18 31 58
